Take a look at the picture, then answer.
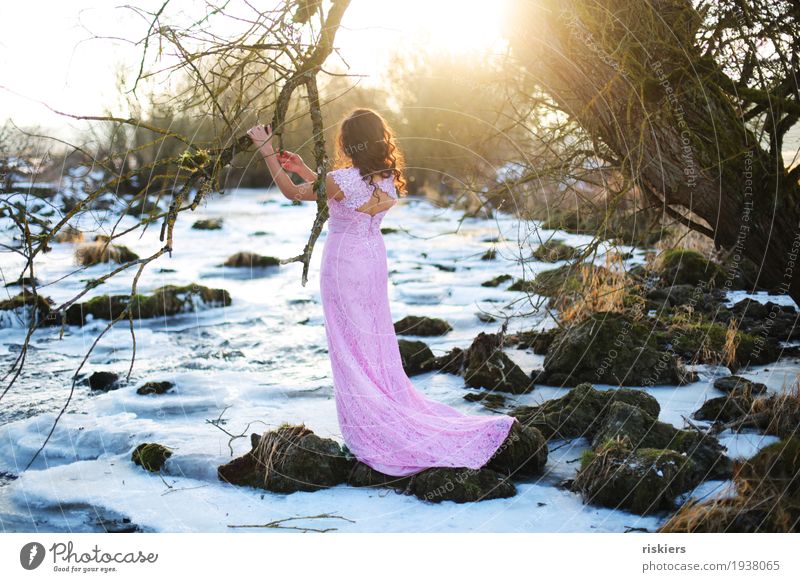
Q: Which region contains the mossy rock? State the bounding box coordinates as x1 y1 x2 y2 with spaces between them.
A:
463 391 507 408
729 299 800 343
397 339 436 376
192 218 223 230
89 371 120 391
136 381 174 395
65 283 232 326
590 401 676 450
0 290 58 329
410 467 516 503
713 375 768 395
132 443 173 472
463 332 533 394
481 248 497 261
347 462 413 489
217 426 353 493
663 321 778 371
657 249 724 287
532 240 577 262
540 312 693 386
508 328 558 354
692 394 754 423
223 252 280 268
509 263 595 297
510 263 617 306
573 438 698 515
509 382 661 440
481 274 513 287
593 401 732 480
485 421 548 477
394 315 453 336
425 347 465 375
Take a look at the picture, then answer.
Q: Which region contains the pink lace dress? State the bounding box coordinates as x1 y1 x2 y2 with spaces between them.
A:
319 166 515 477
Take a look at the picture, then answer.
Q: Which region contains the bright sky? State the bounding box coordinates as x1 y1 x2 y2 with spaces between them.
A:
3 0 794 164
0 0 511 140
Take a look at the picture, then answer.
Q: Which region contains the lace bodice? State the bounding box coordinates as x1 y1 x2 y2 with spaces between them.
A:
327 167 397 238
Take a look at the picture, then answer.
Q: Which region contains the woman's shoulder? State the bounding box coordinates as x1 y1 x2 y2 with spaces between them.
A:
327 166 364 194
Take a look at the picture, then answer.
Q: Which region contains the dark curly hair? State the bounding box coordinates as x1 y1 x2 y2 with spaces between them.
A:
334 108 406 195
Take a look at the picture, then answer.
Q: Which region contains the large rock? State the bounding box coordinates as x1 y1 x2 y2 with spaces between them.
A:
692 394 754 423
507 328 558 355
410 467 516 503
192 218 223 230
347 462 413 489
728 299 800 343
394 315 453 336
593 401 731 480
217 425 353 493
426 347 466 375
713 375 768 395
509 263 606 298
591 401 675 450
0 290 59 329
132 443 173 472
532 240 576 262
89 371 121 391
538 312 694 386
481 274 513 287
572 437 698 515
646 284 727 315
65 283 231 326
663 321 778 372
136 381 174 395
397 339 436 376
656 249 724 287
347 462 517 503
463 332 534 394
223 252 280 268
510 382 661 440
485 421 548 477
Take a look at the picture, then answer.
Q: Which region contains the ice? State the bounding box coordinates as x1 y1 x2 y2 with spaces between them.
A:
1 186 798 532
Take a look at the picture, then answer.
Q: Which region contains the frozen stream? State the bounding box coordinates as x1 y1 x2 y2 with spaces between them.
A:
0 187 797 532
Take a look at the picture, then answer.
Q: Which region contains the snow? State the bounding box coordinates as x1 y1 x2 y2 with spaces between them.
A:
1 186 798 532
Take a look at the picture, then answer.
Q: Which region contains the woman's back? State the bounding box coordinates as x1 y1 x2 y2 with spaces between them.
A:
328 166 398 219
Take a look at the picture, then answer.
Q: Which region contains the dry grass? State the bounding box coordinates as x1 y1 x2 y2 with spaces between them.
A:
559 253 631 324
53 225 84 243
753 377 800 439
656 223 716 256
74 238 139 266
722 317 739 370
252 423 312 485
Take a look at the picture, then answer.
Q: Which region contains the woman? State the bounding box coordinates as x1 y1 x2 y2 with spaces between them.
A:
247 108 518 477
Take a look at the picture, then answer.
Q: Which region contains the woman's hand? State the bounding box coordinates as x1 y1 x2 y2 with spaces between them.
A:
277 150 306 174
247 123 274 154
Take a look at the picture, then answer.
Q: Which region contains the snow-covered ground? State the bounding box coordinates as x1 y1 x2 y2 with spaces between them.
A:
0 187 797 532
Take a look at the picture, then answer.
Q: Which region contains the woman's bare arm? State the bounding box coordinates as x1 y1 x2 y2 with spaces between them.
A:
247 124 340 202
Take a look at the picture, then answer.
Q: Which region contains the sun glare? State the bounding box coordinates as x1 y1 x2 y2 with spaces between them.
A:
341 0 511 62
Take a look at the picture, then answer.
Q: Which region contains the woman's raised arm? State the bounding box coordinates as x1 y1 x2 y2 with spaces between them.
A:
247 124 340 202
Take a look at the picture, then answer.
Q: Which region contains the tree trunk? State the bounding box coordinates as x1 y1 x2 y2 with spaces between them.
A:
508 0 800 304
